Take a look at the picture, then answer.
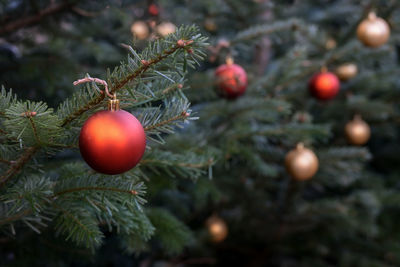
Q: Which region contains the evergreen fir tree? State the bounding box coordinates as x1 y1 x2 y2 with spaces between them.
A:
2 0 400 266
148 0 400 266
0 1 213 265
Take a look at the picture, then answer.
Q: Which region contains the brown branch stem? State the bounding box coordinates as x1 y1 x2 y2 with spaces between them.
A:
61 40 189 127
144 112 188 132
0 146 39 188
28 117 41 144
140 158 214 169
0 1 75 36
0 209 32 226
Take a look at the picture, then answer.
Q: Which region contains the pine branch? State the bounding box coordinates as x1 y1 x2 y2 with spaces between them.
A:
53 187 138 197
110 40 193 94
0 209 32 226
141 159 213 169
144 111 189 132
28 117 41 144
138 149 216 181
0 1 76 36
60 39 194 127
231 18 302 44
0 146 39 188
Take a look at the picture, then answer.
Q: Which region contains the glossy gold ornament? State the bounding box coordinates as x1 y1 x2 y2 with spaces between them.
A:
357 12 390 48
325 38 337 50
345 115 370 146
285 143 319 181
130 21 149 40
335 63 358 81
204 17 217 32
156 22 176 37
206 215 228 243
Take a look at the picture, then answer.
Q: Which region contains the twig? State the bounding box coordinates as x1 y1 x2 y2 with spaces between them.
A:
0 158 12 165
0 146 39 188
140 158 214 169
61 40 192 127
0 1 75 36
0 209 32 226
53 187 138 197
144 111 189 132
28 117 41 145
71 6 103 17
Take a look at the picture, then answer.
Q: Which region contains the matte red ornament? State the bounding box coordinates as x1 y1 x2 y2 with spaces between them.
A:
148 4 159 16
309 71 340 100
79 109 146 175
215 63 248 99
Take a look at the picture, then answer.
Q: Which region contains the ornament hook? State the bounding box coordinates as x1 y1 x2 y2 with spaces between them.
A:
296 142 305 150
73 76 114 99
368 11 377 20
353 114 362 121
226 56 234 65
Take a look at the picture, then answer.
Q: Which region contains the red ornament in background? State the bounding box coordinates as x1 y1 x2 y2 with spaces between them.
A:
308 70 340 100
148 4 159 16
79 99 146 175
215 58 248 99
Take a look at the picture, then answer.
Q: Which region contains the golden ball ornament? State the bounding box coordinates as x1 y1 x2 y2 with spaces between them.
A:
325 38 337 50
156 22 176 37
206 215 228 243
345 115 371 146
357 12 390 48
204 18 217 32
131 21 149 40
335 63 358 81
285 143 319 181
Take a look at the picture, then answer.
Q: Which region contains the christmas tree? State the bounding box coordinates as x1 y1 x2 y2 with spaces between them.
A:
0 1 213 265
148 0 400 266
2 0 400 266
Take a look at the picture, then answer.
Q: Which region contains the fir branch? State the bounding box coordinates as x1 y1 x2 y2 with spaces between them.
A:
0 146 39 188
140 159 214 169
144 111 189 132
53 187 138 198
162 83 183 95
231 19 302 45
0 158 12 165
0 209 32 226
53 202 103 248
60 93 105 127
28 117 41 144
60 39 193 127
0 1 76 36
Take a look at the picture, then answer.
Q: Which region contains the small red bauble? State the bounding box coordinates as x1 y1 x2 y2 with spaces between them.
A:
148 4 159 16
215 63 248 99
309 71 340 100
79 109 146 175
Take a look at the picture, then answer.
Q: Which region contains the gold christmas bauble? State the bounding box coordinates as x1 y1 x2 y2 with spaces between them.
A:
156 22 176 37
335 63 358 81
131 21 149 40
206 215 228 243
325 38 337 50
345 115 370 146
204 18 217 32
357 12 390 48
285 143 319 181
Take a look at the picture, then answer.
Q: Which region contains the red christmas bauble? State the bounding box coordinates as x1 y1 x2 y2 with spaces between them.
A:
215 63 248 99
79 110 146 175
309 72 340 100
148 4 159 16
